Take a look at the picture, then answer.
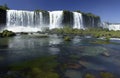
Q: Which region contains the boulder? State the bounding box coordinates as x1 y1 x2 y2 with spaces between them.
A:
101 52 110 57
0 30 16 37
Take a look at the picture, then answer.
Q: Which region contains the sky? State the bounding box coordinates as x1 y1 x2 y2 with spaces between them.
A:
0 0 120 23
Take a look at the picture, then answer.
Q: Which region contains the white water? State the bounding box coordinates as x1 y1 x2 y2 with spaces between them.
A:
5 10 100 33
7 10 35 26
49 11 63 29
73 12 84 29
6 10 64 32
102 22 120 31
6 10 43 32
108 24 120 31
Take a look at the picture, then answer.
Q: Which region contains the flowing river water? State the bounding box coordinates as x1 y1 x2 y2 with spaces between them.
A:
0 34 120 78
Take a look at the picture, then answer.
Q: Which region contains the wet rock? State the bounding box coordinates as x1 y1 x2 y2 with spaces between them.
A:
67 63 81 69
101 52 110 57
84 73 96 78
65 70 82 78
100 72 116 78
64 36 71 41
67 63 85 70
0 30 16 37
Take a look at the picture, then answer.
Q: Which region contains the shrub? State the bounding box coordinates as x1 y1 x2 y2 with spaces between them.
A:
105 37 110 42
100 72 115 78
85 73 96 78
64 36 71 41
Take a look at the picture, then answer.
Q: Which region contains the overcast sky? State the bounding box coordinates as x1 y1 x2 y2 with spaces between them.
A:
0 0 120 23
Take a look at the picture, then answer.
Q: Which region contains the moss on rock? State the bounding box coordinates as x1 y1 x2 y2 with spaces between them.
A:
64 36 71 41
0 30 16 37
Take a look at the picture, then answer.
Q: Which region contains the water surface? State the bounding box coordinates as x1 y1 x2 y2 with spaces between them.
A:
0 35 120 78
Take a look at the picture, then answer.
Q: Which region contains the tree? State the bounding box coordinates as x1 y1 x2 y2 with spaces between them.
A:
0 4 10 10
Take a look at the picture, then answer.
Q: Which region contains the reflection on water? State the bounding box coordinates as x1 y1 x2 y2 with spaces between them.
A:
49 34 63 45
72 36 81 44
65 70 82 78
49 47 60 55
0 35 120 77
0 35 62 64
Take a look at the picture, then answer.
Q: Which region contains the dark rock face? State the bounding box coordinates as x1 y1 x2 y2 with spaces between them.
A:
42 11 49 25
34 10 49 26
82 13 101 28
62 10 74 27
0 9 6 25
62 11 101 28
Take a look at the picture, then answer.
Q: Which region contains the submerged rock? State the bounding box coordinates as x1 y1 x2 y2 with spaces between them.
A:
64 36 71 41
27 33 49 38
65 70 82 78
100 72 116 78
67 63 83 69
101 52 110 57
84 73 96 78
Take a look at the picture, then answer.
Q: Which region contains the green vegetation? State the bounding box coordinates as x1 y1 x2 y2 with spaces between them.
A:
34 9 48 13
85 13 100 18
49 27 120 38
92 39 110 44
85 73 96 78
0 4 9 10
91 37 110 44
100 72 116 78
69 55 80 60
8 55 59 78
75 10 84 14
76 10 100 18
0 30 16 37
84 72 116 78
105 37 110 42
64 36 71 41
10 56 58 71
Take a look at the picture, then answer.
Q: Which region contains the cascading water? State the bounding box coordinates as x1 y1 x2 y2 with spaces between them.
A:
34 12 43 27
6 10 43 32
5 10 99 32
6 10 64 32
7 10 34 26
73 12 84 29
49 11 63 29
108 24 120 31
92 17 95 27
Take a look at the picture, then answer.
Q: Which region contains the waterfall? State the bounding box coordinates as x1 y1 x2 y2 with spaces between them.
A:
6 10 43 32
34 12 43 27
108 24 120 31
6 10 63 32
5 10 99 32
49 11 63 29
73 12 84 29
92 17 94 27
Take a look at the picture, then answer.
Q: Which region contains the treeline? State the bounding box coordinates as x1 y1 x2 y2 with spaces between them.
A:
75 10 100 18
47 27 120 38
0 4 9 10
